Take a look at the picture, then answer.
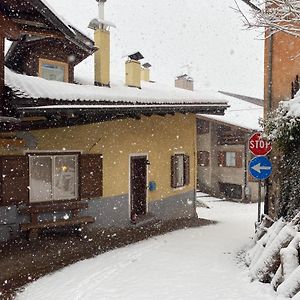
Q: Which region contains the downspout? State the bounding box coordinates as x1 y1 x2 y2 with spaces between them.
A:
243 135 249 202
193 116 198 218
265 33 274 215
267 34 274 112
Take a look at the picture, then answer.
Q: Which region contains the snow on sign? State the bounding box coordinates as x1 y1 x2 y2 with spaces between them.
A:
249 156 272 180
249 132 272 156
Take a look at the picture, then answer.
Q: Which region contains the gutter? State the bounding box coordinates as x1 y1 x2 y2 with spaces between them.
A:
17 103 229 117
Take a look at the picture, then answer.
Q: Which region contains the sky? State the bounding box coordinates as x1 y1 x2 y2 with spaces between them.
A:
45 0 264 98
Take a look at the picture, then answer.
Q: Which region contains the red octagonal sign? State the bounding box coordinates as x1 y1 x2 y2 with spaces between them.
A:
249 132 272 156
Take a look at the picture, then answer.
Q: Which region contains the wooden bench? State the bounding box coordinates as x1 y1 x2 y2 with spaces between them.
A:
19 201 95 240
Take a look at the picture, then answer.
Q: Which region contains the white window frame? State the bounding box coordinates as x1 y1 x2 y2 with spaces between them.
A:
29 154 78 203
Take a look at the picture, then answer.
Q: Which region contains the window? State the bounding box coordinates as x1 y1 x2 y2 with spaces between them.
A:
171 154 190 188
29 154 78 203
218 151 243 168
197 151 210 167
197 119 210 135
226 152 236 167
0 154 103 206
39 59 68 82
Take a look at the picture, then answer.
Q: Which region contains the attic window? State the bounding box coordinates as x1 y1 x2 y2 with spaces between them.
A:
39 58 69 82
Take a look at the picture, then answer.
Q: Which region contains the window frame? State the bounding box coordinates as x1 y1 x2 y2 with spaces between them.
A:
28 152 80 203
225 152 237 168
38 58 69 82
171 154 190 189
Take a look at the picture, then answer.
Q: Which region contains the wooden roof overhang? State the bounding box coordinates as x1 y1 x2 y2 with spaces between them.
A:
5 101 229 131
0 0 95 52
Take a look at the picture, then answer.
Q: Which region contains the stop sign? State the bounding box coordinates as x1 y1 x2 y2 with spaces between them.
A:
249 132 272 156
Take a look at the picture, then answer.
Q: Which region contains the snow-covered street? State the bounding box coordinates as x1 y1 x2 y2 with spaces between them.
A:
16 196 286 300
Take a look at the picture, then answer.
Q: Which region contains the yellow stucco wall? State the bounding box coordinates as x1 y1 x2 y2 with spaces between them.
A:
29 113 196 202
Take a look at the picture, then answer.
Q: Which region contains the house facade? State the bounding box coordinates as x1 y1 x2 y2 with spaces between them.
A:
197 93 264 202
0 0 228 241
264 28 300 218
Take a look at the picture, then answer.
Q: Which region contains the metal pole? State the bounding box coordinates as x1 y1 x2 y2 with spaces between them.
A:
258 180 262 222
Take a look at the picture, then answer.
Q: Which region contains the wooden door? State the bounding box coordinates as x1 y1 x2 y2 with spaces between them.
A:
130 156 147 221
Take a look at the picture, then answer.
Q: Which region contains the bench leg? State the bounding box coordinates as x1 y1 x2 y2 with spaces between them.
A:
28 228 39 241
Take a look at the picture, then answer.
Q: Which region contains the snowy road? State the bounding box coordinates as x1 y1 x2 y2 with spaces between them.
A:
17 196 287 300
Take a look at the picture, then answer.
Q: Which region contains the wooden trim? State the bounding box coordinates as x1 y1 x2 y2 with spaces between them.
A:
38 58 69 82
0 12 20 40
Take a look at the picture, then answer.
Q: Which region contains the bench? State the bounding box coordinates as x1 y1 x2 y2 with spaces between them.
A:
19 201 95 240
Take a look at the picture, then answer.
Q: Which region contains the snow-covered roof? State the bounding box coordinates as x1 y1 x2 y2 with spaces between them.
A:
200 94 263 131
5 68 227 106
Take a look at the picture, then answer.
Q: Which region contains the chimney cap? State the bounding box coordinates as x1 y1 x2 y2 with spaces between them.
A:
176 74 193 82
88 18 116 30
127 51 144 61
142 62 152 69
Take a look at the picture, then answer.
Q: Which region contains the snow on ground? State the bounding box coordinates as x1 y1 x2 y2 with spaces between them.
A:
16 197 286 300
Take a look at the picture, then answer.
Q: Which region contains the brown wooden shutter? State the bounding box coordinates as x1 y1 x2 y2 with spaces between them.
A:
171 155 177 188
198 151 210 167
218 152 226 167
80 154 103 199
184 155 190 185
0 156 29 206
236 152 243 168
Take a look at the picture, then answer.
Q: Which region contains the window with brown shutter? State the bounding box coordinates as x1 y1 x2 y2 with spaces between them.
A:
197 119 210 135
0 156 29 206
80 154 103 199
218 151 243 168
171 154 190 188
197 151 210 167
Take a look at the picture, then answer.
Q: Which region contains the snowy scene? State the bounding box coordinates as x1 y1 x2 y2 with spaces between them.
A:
1 0 300 299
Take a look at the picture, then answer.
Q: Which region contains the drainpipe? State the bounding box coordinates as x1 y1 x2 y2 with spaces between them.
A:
264 33 274 216
267 34 274 112
243 136 248 202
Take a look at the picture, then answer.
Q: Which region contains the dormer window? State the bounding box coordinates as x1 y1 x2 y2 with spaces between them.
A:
39 58 69 82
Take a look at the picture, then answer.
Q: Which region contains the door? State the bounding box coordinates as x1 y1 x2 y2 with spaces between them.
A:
130 156 147 221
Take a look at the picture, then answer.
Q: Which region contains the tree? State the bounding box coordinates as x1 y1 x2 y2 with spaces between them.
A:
236 0 300 37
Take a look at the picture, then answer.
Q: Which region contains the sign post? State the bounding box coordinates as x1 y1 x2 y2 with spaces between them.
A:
248 133 272 223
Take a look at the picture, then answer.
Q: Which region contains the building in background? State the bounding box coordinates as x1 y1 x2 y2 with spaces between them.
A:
197 93 264 202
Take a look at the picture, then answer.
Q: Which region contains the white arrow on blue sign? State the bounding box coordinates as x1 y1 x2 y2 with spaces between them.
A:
249 156 272 180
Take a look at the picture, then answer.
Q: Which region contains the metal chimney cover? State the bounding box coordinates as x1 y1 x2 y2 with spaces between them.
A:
128 52 144 61
142 63 152 68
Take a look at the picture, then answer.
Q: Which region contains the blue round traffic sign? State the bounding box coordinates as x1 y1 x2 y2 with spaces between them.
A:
249 156 272 180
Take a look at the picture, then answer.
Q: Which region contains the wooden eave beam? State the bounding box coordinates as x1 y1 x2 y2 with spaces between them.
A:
0 11 20 40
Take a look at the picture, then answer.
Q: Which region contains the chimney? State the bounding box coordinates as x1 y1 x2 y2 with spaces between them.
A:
88 0 116 87
175 74 194 91
141 62 151 82
125 52 144 89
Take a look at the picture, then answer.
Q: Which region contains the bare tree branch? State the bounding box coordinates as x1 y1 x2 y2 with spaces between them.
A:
236 0 300 37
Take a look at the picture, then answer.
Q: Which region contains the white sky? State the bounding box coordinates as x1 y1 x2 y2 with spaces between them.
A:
46 0 264 98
